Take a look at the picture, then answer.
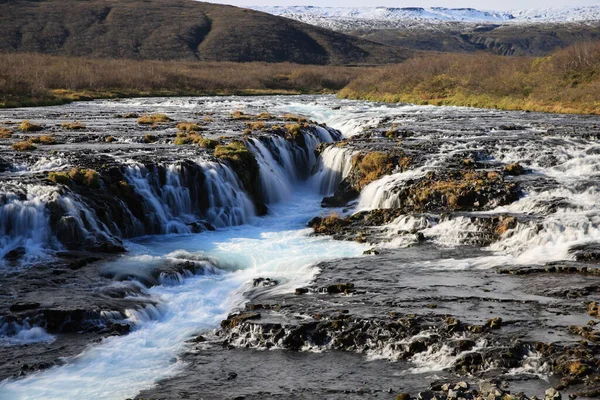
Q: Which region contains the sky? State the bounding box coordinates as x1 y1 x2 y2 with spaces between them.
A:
206 0 599 11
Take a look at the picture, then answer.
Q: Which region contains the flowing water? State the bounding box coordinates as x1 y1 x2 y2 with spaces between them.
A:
0 95 599 399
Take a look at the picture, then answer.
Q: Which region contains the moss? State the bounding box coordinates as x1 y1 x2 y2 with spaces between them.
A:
137 113 171 124
105 136 116 143
12 141 37 151
19 120 43 132
197 136 218 149
309 212 351 235
52 168 101 188
61 121 86 130
0 128 13 138
176 122 202 132
174 132 218 149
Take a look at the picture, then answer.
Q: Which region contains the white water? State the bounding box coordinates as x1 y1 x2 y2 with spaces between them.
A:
0 187 367 400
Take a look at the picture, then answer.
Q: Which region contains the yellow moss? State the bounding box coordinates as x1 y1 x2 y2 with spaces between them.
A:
246 121 267 131
357 152 394 188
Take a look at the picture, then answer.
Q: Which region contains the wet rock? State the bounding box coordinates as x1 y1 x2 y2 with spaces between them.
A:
253 278 278 287
486 317 503 329
504 163 526 176
545 388 561 400
220 312 261 329
418 391 440 400
396 394 411 400
321 283 355 294
9 302 41 312
4 246 25 261
295 288 309 295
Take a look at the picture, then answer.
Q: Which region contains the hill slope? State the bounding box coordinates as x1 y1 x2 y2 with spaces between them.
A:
0 0 411 65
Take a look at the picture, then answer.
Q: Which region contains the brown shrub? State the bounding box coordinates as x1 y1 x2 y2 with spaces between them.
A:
19 120 43 132
61 121 86 130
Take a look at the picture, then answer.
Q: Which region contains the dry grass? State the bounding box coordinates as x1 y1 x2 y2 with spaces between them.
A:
48 168 100 188
174 132 218 149
340 41 600 115
12 141 36 151
19 120 43 132
176 122 202 132
246 121 267 131
356 152 394 188
61 121 86 130
29 135 56 144
0 53 368 108
0 128 13 138
137 114 171 125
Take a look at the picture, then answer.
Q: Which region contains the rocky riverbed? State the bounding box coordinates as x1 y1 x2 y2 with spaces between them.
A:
0 96 599 399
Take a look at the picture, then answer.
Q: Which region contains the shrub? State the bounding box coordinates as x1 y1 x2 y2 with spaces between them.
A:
19 120 43 132
137 114 171 124
61 167 100 188
12 141 36 151
283 114 307 122
197 136 218 149
105 136 116 142
256 112 273 119
61 121 86 130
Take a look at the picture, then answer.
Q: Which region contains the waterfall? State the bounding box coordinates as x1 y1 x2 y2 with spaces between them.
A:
311 146 357 195
0 125 342 263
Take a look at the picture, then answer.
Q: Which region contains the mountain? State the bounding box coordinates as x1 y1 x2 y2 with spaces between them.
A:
0 0 412 65
251 5 600 57
250 5 600 31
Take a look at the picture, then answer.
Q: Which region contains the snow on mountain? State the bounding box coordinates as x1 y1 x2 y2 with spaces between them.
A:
249 5 600 31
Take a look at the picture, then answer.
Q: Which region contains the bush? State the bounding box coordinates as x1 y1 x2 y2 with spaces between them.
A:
105 136 116 142
246 121 267 131
54 167 101 188
48 171 70 185
19 120 43 132
12 141 36 151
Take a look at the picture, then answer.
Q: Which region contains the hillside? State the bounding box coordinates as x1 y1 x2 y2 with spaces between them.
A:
0 0 411 65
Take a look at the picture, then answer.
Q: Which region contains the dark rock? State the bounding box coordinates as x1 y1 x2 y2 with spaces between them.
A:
10 302 41 312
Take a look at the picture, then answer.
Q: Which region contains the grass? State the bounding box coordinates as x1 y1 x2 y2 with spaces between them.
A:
356 152 394 189
48 168 100 188
137 114 171 125
0 128 13 138
19 120 43 132
340 41 600 115
176 122 203 132
174 132 218 149
246 121 267 131
12 141 37 151
29 135 56 144
61 121 86 130
0 53 367 108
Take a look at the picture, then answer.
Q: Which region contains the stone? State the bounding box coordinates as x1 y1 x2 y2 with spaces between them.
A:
295 288 309 295
486 317 503 329
418 391 439 400
10 302 41 312
544 388 561 400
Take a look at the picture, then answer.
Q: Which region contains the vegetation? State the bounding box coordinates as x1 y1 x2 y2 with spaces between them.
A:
0 53 370 108
355 152 395 189
19 120 43 132
0 128 13 138
246 121 267 131
12 141 36 151
174 132 219 149
214 141 260 197
143 134 158 143
48 168 100 188
137 114 171 125
61 121 86 130
29 135 56 144
340 41 600 115
176 122 202 132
